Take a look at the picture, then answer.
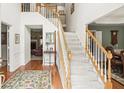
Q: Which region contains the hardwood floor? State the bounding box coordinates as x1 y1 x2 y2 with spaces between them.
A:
0 60 63 89
1 60 124 89
112 78 124 89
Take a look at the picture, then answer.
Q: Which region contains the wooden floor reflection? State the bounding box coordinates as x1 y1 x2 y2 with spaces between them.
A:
0 60 62 89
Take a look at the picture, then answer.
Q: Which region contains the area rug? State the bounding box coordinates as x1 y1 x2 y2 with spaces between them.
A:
2 70 51 89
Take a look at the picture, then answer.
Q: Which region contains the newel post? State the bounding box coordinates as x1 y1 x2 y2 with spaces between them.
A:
105 51 113 89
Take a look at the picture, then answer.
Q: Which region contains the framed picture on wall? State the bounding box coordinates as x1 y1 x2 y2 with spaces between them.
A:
111 30 118 46
70 3 75 14
15 34 20 44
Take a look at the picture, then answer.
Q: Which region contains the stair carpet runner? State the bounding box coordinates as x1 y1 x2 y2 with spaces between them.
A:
65 32 104 89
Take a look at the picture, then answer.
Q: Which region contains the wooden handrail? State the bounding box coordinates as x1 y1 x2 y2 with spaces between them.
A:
58 19 72 61
42 4 72 88
58 31 68 88
86 28 107 55
21 3 59 17
38 3 72 88
86 28 112 89
59 21 68 51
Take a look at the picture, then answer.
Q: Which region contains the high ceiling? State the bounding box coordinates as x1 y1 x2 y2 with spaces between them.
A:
93 6 124 24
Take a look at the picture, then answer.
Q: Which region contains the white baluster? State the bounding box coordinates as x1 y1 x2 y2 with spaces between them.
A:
104 55 107 82
97 48 100 70
95 43 98 66
100 52 104 79
90 38 92 57
87 32 88 51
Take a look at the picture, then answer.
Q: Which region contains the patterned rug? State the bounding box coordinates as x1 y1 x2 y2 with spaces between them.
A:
2 70 51 89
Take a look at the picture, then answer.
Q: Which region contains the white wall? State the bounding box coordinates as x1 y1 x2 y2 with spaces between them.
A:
65 3 124 48
1 4 21 72
24 27 31 64
0 4 58 71
21 12 57 65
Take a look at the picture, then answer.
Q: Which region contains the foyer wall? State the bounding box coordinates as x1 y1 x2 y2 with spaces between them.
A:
0 4 21 72
65 3 124 48
0 4 58 72
20 12 58 65
24 27 31 64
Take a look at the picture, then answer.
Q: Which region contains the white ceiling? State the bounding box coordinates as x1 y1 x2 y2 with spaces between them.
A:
94 6 124 24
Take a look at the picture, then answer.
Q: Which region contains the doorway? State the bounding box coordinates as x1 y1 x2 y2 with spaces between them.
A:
31 29 43 61
0 23 9 71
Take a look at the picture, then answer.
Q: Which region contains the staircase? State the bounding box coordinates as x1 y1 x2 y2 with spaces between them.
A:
65 32 104 89
20 3 113 89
